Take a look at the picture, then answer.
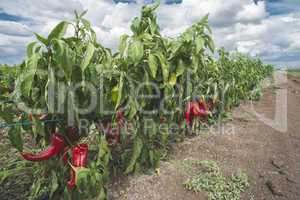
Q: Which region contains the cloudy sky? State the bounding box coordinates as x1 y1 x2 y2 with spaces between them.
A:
0 0 299 68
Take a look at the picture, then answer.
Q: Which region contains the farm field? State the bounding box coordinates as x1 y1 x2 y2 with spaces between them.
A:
1 74 300 199
288 68 300 77
0 2 299 200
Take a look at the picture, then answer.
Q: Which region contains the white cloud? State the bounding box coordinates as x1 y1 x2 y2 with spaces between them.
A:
236 2 268 22
0 21 32 36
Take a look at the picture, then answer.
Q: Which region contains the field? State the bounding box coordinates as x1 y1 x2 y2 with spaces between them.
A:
1 74 300 199
287 68 300 77
1 3 297 200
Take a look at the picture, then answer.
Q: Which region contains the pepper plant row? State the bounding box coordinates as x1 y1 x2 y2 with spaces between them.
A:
0 3 273 199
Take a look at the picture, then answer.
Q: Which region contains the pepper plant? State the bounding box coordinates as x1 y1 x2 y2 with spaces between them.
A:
0 3 273 200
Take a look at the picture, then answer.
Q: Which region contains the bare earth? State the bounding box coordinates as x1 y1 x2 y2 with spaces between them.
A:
110 74 300 200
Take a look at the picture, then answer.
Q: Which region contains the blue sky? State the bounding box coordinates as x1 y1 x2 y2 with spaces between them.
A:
0 0 299 68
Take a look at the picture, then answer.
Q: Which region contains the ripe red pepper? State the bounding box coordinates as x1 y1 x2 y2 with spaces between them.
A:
67 144 89 190
185 101 210 126
107 108 127 145
62 147 69 165
21 134 65 161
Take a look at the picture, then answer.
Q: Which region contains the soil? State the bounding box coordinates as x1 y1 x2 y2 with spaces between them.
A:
1 73 300 200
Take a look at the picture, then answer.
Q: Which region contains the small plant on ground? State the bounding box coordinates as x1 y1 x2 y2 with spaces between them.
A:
182 159 249 200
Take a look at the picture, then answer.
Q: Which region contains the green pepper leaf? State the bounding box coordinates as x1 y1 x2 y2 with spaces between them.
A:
52 39 74 80
22 53 39 97
125 136 143 174
156 52 169 83
115 74 124 109
195 37 205 54
34 33 49 46
168 73 177 86
148 54 158 78
8 126 23 152
80 42 95 72
48 21 69 41
50 171 59 198
26 42 37 57
128 40 144 65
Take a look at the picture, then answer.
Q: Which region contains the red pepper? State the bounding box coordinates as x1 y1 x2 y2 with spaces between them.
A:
192 102 207 117
106 108 127 145
67 144 88 190
185 101 210 126
62 147 69 165
21 134 65 161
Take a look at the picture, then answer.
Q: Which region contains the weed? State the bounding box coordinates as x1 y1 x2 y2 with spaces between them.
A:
182 159 249 200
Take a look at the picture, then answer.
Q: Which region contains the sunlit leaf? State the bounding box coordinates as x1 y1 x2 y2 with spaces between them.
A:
80 42 95 72
48 21 69 41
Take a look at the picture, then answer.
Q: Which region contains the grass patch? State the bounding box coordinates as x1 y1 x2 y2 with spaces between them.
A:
287 68 300 76
180 159 249 200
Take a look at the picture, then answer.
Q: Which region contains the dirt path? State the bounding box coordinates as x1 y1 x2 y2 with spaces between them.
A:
110 74 300 200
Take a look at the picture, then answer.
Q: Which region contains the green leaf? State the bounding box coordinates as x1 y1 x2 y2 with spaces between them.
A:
168 73 177 86
195 37 205 53
207 37 215 53
182 31 193 42
119 35 129 55
148 54 158 78
22 53 39 97
48 21 68 41
50 172 59 198
0 106 14 123
79 10 88 18
0 170 10 184
200 14 209 25
128 40 144 64
45 67 56 113
115 74 124 109
131 17 141 34
80 42 95 72
26 42 37 57
176 60 185 77
156 52 169 83
32 118 45 137
125 136 143 174
111 85 119 104
75 167 90 188
127 98 138 120
8 126 23 152
97 135 110 166
52 39 74 80
169 41 181 58
149 150 154 167
34 33 49 46
98 187 107 200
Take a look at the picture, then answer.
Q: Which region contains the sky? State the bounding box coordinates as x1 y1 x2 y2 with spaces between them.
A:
0 0 299 68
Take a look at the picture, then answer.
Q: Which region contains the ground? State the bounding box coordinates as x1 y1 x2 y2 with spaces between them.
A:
1 73 300 200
